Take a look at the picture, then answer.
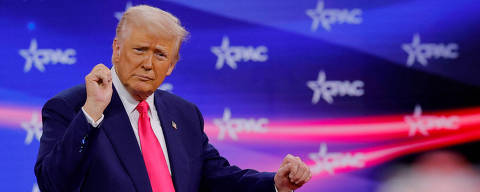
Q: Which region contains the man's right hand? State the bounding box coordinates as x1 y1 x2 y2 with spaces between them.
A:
82 64 113 121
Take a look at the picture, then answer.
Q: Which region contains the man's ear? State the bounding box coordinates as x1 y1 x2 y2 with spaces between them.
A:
112 38 120 63
166 61 176 76
166 51 180 75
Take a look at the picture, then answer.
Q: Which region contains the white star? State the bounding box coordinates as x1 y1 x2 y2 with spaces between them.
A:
405 105 431 136
413 104 422 117
306 71 331 104
21 112 43 145
211 36 238 70
115 1 132 21
19 39 45 72
310 143 328 160
402 33 427 66
306 0 327 31
214 108 237 140
309 143 336 174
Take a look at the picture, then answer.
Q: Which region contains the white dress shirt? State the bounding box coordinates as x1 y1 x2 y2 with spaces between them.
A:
82 67 171 174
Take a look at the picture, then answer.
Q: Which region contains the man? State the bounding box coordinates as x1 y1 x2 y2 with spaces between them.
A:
35 5 311 192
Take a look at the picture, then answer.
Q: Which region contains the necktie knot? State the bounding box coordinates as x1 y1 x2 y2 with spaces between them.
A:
136 100 149 114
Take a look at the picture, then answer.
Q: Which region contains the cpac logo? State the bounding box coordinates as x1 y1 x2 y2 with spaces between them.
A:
211 36 268 70
306 0 362 31
309 143 365 175
307 71 364 104
19 39 76 72
115 1 132 21
405 105 460 137
213 108 268 140
402 34 459 67
21 112 43 145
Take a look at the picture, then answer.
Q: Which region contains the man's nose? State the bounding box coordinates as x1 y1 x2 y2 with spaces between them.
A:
142 53 153 70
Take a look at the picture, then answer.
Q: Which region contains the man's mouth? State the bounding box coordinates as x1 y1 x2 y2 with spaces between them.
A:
134 74 154 81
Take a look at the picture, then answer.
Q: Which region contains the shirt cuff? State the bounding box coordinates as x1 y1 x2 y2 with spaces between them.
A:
274 185 293 192
82 107 104 128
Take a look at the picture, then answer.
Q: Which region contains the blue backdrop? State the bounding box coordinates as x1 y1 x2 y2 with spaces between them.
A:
2 0 480 191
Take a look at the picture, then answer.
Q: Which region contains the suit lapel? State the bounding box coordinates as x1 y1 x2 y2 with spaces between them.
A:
154 91 189 192
102 87 152 192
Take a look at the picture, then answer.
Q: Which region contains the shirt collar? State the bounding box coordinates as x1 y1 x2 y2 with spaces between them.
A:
111 66 155 115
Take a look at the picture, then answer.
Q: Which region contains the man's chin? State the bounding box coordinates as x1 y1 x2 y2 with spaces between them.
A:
130 86 155 101
131 90 153 101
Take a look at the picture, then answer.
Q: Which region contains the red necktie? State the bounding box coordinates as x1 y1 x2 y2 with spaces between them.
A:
136 101 175 192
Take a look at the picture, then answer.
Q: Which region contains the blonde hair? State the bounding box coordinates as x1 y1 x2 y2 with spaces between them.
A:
114 5 189 62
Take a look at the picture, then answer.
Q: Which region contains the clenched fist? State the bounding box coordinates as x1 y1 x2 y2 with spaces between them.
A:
82 64 113 121
274 154 312 192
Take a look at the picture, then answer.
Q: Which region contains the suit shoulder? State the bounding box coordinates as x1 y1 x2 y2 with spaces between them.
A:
53 84 86 99
155 89 196 108
44 84 86 111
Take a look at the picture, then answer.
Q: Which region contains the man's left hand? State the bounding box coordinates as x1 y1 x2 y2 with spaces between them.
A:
274 154 312 192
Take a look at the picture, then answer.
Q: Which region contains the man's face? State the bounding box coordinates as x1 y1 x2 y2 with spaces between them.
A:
113 25 177 100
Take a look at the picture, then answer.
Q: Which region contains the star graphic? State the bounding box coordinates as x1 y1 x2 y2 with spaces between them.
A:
211 36 238 70
21 112 43 145
115 1 132 21
19 39 45 72
306 71 333 104
213 108 238 140
412 104 422 117
306 0 327 31
309 143 337 174
405 105 430 136
402 33 427 66
309 143 328 161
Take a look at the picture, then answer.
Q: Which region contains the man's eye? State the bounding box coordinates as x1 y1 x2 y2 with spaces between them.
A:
155 52 167 58
133 48 145 53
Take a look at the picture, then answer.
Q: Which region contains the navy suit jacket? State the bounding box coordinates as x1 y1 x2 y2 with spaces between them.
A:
35 84 275 192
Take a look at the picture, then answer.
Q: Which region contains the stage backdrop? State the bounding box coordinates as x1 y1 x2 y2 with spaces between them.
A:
2 0 480 191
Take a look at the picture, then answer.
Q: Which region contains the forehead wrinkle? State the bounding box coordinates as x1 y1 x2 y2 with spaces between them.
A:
133 41 149 47
155 45 168 52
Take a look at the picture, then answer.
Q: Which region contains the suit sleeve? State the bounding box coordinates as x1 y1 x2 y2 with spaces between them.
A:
195 106 276 192
35 97 98 192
